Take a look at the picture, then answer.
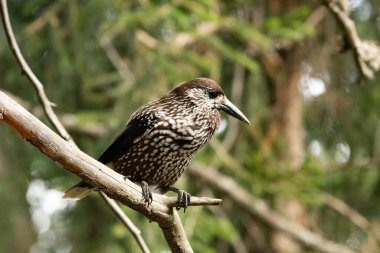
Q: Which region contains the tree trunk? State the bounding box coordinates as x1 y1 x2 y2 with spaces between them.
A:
260 43 306 253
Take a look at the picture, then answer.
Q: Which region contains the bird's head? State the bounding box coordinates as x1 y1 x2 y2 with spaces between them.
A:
170 78 250 124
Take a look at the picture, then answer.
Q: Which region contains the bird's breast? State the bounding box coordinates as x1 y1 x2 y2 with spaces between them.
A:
113 109 220 186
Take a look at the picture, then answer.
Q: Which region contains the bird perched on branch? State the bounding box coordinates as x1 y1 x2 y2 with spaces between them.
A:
64 78 250 209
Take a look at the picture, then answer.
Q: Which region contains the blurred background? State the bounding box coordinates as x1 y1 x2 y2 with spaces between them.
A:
1 0 380 252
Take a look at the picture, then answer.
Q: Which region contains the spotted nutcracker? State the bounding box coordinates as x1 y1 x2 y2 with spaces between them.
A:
64 78 250 209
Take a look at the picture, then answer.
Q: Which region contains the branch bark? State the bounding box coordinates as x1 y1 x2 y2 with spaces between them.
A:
0 91 221 253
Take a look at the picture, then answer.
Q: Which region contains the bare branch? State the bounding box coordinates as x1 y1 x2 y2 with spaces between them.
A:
189 162 359 253
324 0 380 80
24 1 63 34
323 193 369 230
322 193 380 245
163 196 222 208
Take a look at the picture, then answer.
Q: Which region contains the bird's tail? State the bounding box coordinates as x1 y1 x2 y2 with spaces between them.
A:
63 181 93 200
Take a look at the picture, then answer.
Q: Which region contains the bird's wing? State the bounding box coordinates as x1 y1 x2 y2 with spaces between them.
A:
98 111 158 164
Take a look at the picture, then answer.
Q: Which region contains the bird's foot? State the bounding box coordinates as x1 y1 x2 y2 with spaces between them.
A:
141 181 153 205
168 187 191 212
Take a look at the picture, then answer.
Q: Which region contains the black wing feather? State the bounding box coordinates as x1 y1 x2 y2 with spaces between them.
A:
98 112 157 164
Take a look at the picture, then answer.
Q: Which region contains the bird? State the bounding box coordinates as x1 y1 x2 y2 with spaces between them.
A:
63 77 250 209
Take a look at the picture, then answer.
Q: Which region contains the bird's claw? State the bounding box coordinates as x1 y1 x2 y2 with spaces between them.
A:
168 187 191 212
141 181 153 205
176 190 191 212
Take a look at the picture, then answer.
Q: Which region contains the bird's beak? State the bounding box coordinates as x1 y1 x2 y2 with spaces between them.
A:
220 97 251 125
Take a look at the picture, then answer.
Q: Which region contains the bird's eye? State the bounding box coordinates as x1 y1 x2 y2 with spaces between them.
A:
208 90 219 99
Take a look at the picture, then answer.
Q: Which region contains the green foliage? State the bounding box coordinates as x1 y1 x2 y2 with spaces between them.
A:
264 5 314 41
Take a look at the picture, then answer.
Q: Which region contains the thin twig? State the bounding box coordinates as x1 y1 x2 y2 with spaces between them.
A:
24 1 63 34
97 33 135 86
0 2 151 252
100 192 151 253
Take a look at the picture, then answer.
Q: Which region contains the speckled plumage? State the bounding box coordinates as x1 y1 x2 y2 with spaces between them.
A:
64 78 250 206
100 78 222 193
